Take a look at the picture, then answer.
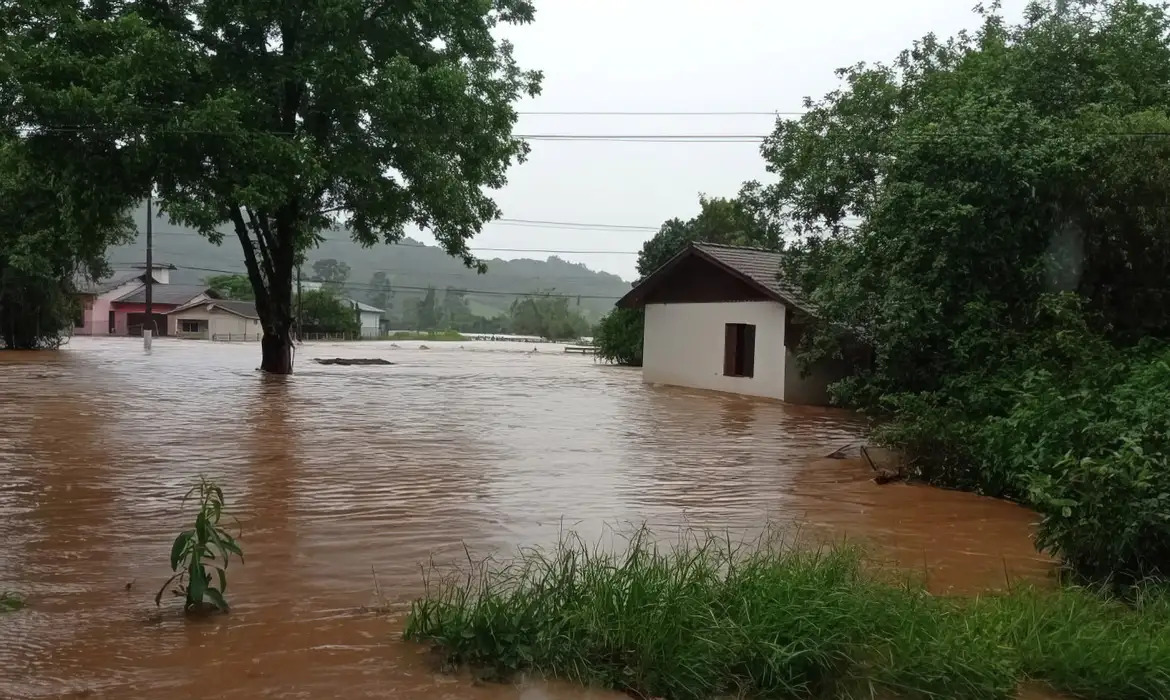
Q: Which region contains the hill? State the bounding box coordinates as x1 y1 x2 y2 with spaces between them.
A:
107 205 631 321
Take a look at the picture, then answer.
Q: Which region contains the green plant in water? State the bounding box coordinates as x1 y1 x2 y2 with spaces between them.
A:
156 477 244 614
0 592 24 612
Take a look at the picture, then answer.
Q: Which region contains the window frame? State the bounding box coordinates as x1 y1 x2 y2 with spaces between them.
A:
723 323 756 378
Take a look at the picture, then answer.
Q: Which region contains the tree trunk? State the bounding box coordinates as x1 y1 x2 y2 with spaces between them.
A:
258 274 295 374
260 329 293 373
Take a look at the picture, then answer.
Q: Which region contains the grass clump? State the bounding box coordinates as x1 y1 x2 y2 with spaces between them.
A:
0 592 23 612
405 529 1170 700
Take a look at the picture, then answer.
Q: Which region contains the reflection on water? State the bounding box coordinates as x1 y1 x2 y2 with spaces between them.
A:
0 337 1051 699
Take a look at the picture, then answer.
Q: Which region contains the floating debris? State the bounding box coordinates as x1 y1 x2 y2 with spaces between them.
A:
313 358 394 366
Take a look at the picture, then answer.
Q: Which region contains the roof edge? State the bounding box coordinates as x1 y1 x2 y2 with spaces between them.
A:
615 241 789 309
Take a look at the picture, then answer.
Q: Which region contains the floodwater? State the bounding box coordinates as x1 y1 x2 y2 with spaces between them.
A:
0 338 1051 699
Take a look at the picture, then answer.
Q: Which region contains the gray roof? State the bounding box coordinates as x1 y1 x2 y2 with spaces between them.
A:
75 271 152 295
208 300 259 319
692 242 808 310
114 284 213 306
349 299 385 314
616 241 811 313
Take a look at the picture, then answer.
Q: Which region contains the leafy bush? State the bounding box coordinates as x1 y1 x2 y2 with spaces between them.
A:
406 529 1170 700
876 299 1170 582
593 307 643 366
157 478 244 614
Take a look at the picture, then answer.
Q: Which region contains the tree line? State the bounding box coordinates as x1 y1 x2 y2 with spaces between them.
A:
208 261 592 340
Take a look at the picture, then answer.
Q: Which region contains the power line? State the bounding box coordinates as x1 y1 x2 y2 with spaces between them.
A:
517 110 795 116
145 232 643 255
163 263 624 300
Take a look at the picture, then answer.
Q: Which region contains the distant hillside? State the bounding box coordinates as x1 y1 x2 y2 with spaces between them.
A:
107 205 631 320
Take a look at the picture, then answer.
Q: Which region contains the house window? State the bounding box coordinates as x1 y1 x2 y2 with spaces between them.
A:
179 319 202 333
724 323 756 378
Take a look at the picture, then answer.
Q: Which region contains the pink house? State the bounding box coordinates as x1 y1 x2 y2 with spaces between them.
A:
74 263 177 336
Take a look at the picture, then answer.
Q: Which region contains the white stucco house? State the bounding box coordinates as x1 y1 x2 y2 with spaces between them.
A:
168 299 263 340
616 242 859 406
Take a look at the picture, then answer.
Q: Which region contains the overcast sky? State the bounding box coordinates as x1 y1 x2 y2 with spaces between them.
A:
414 0 1032 281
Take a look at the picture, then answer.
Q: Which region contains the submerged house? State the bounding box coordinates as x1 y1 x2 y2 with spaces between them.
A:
73 262 175 336
169 299 262 340
615 242 854 406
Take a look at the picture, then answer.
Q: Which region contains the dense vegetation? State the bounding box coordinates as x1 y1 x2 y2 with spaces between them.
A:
0 131 134 350
594 194 778 364
407 530 1170 700
744 0 1170 583
1 0 542 373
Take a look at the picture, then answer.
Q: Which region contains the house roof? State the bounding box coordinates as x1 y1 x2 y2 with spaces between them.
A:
168 299 259 319
74 271 157 295
113 284 215 306
615 241 811 312
349 299 385 314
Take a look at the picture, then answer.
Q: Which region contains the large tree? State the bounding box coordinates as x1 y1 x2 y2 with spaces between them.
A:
0 0 541 371
0 132 136 349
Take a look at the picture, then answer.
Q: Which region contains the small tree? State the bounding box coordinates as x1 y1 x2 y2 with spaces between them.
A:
300 289 360 336
205 274 255 301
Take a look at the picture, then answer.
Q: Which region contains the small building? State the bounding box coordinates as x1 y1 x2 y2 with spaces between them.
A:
615 242 854 405
168 300 262 340
73 263 176 336
348 300 385 337
109 284 214 336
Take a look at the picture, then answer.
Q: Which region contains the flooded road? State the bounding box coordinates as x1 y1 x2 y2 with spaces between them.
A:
0 338 1051 699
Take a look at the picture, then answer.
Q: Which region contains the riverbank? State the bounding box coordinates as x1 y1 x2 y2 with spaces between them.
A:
406 529 1170 700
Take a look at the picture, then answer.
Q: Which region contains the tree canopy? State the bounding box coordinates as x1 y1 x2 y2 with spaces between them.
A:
0 131 135 348
760 0 1170 581
0 0 541 371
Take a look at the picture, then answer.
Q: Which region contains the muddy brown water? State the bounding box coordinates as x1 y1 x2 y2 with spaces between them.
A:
0 338 1051 699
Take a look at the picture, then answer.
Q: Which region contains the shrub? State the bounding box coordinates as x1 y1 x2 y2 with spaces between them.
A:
0 592 23 612
156 477 244 614
593 307 643 366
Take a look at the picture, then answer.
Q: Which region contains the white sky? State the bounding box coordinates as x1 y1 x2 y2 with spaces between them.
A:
415 0 1032 281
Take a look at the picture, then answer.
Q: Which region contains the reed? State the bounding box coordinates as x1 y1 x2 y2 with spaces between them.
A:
405 528 1170 700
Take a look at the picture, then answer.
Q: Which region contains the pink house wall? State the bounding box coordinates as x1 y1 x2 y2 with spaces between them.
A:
110 302 182 335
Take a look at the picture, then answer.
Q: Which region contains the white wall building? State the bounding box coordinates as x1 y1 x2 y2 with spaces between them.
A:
616 242 858 406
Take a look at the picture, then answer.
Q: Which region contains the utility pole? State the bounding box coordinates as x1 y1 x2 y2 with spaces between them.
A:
144 193 153 351
296 264 302 342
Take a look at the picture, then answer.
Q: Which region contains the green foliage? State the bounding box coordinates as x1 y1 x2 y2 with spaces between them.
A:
0 130 135 350
762 0 1170 581
0 592 23 612
1 0 542 371
406 529 1170 700
157 478 244 614
594 307 643 366
507 295 589 340
299 289 360 336
205 274 255 301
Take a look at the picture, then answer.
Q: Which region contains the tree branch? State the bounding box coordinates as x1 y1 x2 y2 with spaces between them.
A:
229 205 271 316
